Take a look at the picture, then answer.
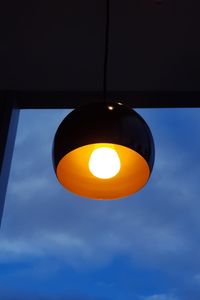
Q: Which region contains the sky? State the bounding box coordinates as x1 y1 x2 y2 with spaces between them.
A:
0 107 200 300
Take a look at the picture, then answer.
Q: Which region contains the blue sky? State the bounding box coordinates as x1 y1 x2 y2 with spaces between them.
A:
0 108 200 300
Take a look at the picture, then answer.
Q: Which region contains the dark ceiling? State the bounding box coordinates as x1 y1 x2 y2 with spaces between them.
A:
1 0 200 108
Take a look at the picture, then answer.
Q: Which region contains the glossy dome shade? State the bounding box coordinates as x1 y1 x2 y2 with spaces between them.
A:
53 102 155 200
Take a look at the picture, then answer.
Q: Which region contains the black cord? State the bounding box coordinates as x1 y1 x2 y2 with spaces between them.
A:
103 0 110 102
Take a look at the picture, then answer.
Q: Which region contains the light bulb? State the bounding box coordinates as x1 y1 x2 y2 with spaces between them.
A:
89 147 121 179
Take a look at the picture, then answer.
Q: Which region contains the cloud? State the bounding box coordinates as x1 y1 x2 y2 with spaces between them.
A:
142 294 178 300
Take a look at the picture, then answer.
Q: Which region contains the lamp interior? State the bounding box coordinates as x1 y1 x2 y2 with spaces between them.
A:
56 143 150 200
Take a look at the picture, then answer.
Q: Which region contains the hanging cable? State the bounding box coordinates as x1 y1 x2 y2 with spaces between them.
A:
103 0 110 102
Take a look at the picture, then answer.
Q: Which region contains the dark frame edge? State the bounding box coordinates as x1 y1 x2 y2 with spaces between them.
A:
1 90 200 109
0 101 19 227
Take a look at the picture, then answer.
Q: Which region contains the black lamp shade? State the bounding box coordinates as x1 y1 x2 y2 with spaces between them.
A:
53 102 155 200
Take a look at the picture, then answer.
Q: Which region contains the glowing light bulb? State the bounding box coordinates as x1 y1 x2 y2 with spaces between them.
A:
89 147 121 179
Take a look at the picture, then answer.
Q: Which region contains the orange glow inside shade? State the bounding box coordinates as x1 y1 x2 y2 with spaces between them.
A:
56 143 150 200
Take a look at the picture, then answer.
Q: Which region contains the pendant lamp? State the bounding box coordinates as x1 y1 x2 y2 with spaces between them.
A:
53 102 154 200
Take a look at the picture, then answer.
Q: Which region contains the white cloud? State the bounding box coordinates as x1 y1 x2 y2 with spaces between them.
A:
142 294 178 300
